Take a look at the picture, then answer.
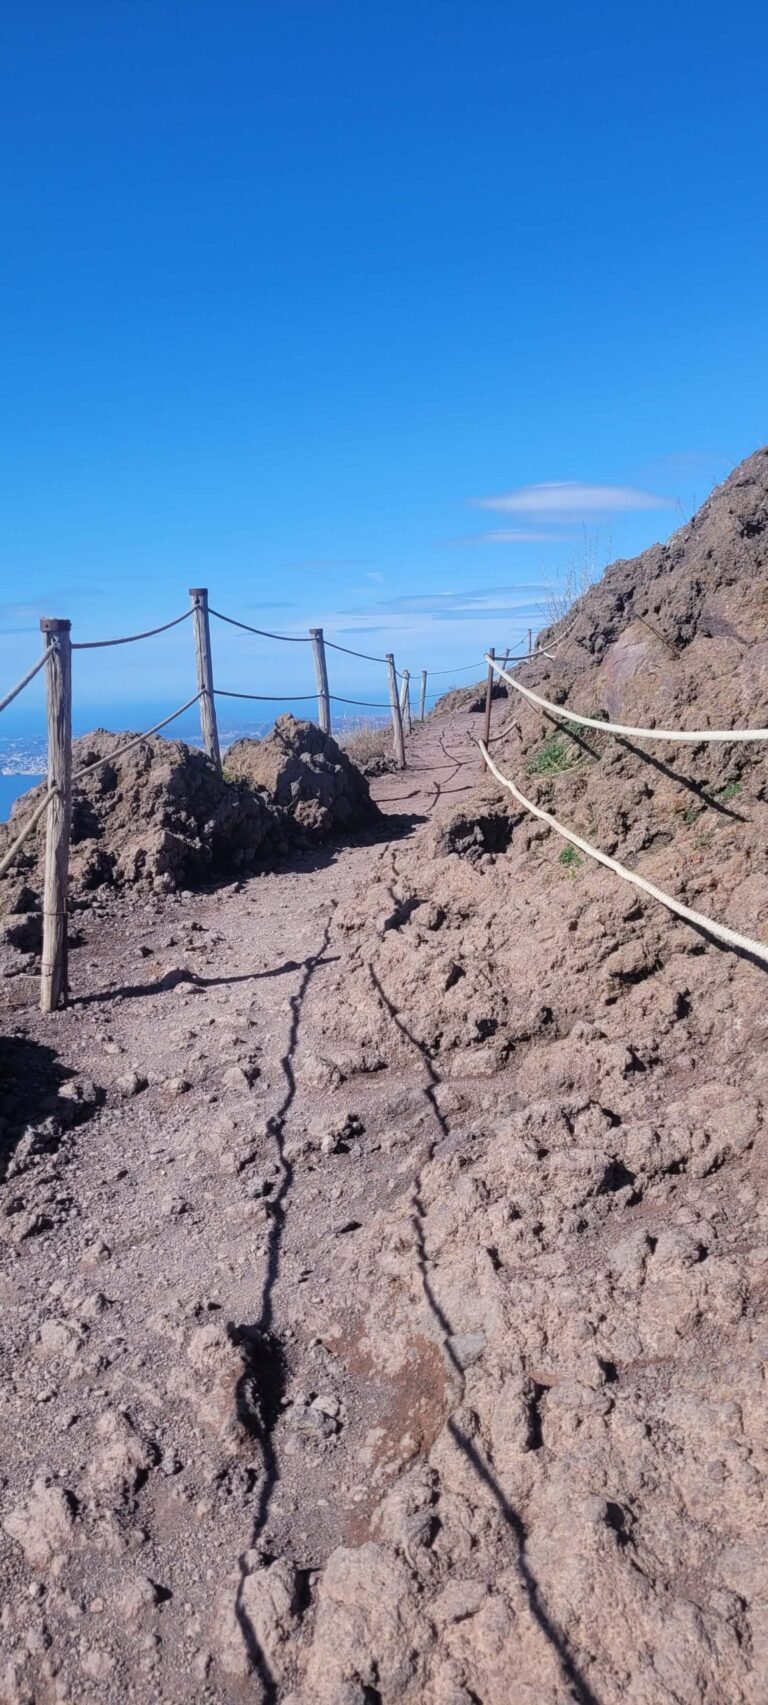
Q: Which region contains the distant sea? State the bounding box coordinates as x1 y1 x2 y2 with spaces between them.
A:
0 697 390 822
0 773 44 822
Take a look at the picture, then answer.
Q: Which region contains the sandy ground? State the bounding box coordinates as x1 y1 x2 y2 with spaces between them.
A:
2 620 768 1702
1 716 489 1703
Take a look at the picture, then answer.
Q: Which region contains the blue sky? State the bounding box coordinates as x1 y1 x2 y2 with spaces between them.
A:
1 0 767 719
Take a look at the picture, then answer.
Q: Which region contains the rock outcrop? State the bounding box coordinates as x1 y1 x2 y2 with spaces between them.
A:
226 715 381 842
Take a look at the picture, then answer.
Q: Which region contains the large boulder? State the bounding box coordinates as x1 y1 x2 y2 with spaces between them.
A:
0 730 279 901
225 715 381 842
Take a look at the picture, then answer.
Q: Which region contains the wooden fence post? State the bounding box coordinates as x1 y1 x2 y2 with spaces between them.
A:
310 627 331 736
386 655 406 770
483 646 496 751
528 628 532 656
189 588 221 771
419 669 427 721
39 618 72 1013
399 668 412 735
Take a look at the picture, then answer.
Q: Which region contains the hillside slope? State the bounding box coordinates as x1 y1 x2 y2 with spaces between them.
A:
1 453 767 1704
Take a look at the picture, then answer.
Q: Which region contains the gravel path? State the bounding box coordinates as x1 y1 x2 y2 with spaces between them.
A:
0 713 484 1703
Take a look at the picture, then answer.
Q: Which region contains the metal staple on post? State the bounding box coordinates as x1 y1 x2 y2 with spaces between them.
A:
419 669 427 721
39 618 72 1013
310 627 332 735
482 646 496 751
189 588 221 771
386 654 406 770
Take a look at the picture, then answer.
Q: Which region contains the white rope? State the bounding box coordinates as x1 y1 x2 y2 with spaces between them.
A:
0 647 51 714
479 740 768 968
487 654 768 744
0 788 59 878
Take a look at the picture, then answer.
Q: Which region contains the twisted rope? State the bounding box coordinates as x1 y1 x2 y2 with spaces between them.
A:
324 638 389 664
479 741 768 968
0 646 52 714
0 788 59 879
427 660 487 677
208 608 312 643
330 695 391 709
488 655 768 743
72 609 192 649
215 688 318 703
72 693 203 778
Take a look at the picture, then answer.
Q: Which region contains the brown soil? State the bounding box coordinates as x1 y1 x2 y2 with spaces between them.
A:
2 451 768 1704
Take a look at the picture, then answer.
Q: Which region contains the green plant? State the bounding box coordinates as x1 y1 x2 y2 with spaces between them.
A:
558 844 582 871
527 732 577 776
717 780 741 802
683 803 702 824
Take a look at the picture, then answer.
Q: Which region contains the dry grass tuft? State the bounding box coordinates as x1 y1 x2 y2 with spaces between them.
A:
338 721 397 776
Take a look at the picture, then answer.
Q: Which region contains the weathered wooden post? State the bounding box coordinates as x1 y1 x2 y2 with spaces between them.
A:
189 588 221 771
419 669 427 721
310 627 331 736
386 655 406 770
399 669 412 735
528 628 532 656
483 646 496 750
39 618 72 1013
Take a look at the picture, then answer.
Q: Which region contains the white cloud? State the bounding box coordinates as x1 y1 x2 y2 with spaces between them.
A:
451 529 577 544
471 481 672 516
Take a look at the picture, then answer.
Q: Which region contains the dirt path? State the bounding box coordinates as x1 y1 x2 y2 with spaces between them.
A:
0 713 485 1703
4 681 767 1705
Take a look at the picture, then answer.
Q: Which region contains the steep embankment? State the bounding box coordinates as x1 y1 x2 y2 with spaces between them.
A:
291 449 768 1700
1 451 768 1705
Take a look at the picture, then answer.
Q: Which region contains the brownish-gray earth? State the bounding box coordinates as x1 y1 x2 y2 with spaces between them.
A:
2 448 768 1704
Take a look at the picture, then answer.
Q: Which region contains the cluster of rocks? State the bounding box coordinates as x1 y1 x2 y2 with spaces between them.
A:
0 716 380 969
225 716 380 844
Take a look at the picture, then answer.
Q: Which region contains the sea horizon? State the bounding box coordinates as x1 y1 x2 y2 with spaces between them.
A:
0 695 395 821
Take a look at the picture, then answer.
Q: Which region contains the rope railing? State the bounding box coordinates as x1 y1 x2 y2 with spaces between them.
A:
329 695 391 709
0 646 52 715
479 739 768 969
0 786 59 880
208 607 312 643
215 687 391 710
72 693 204 780
323 638 389 664
487 655 768 744
72 609 193 649
0 587 538 1011
215 688 318 703
7 574 768 1013
428 659 487 677
0 696 205 882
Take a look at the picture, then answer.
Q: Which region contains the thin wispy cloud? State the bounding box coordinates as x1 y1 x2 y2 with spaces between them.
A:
471 481 672 517
280 557 376 569
337 624 389 636
450 528 577 544
243 601 297 611
343 584 545 620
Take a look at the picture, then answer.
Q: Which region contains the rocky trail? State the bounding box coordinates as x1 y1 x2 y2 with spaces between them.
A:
3 450 768 1704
